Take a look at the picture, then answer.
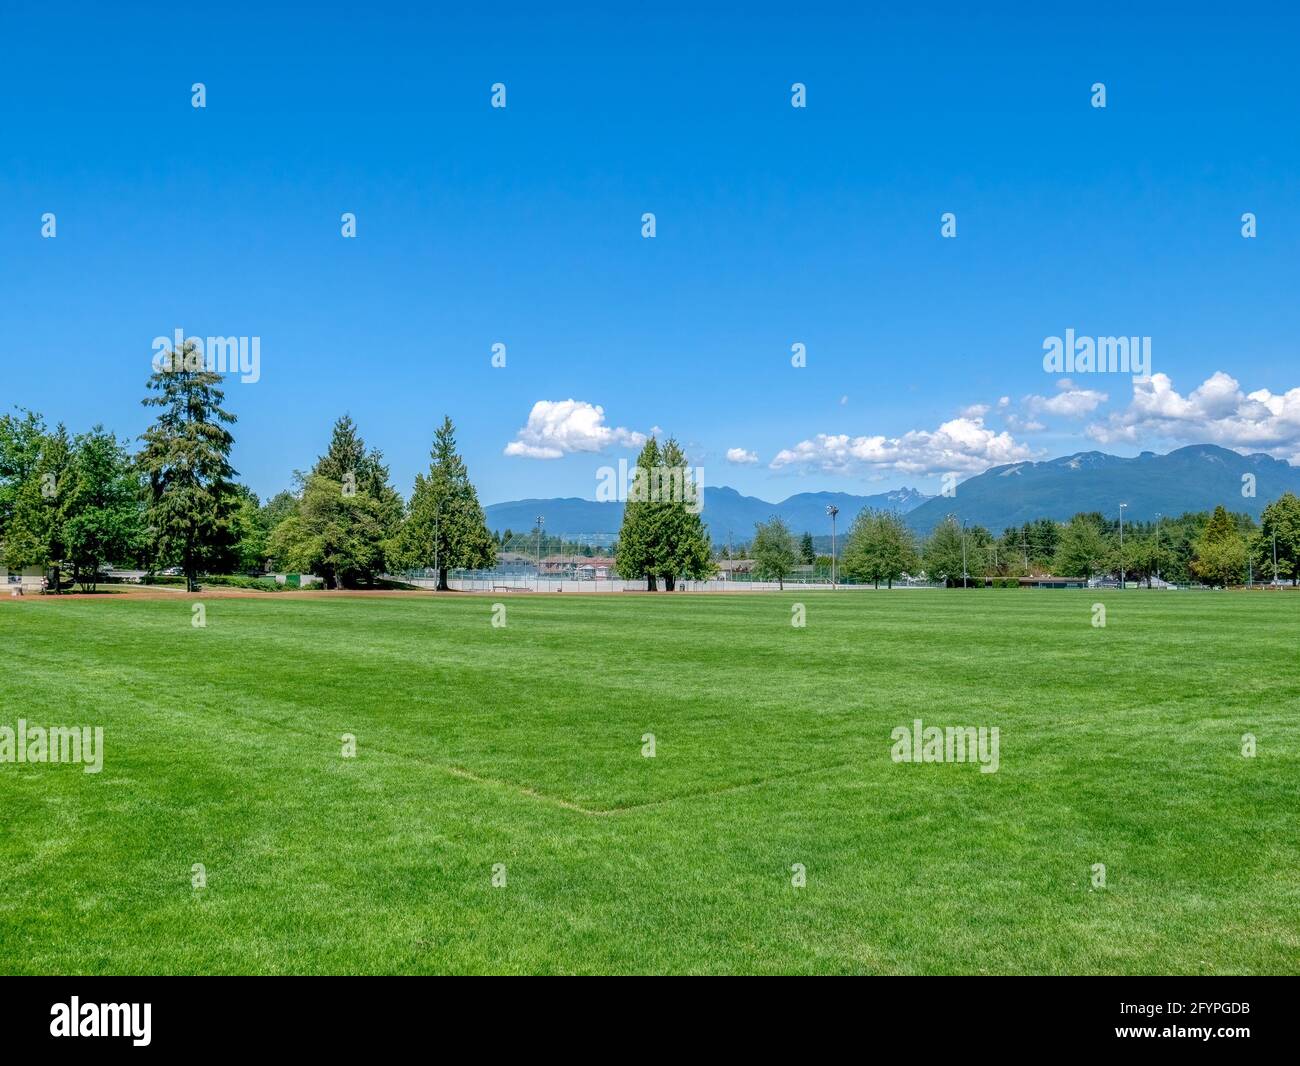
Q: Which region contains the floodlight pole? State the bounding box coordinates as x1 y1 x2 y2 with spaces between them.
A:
826 505 839 589
535 515 544 591
1273 530 1278 585
1154 513 1161 585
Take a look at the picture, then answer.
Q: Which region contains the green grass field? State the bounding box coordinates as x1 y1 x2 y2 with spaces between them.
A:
2 590 1297 974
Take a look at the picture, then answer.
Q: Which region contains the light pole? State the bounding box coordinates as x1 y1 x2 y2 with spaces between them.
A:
1119 503 1128 589
826 505 839 589
1273 530 1279 585
1154 513 1161 586
536 514 544 591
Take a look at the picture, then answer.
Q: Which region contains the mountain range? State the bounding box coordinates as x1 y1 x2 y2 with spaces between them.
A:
902 444 1300 533
483 445 1300 544
483 487 930 541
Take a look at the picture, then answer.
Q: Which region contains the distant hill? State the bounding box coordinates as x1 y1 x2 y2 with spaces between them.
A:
904 444 1300 533
486 444 1300 544
484 486 930 542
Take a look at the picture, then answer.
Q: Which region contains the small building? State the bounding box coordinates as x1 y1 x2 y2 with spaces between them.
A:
574 556 616 580
1018 575 1087 589
716 559 755 579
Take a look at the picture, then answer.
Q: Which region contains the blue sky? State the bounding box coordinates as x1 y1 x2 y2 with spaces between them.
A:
3 3 1299 505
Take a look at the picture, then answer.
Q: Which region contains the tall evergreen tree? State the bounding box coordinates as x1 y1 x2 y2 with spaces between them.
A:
397 416 495 590
137 344 239 591
311 414 404 534
799 531 816 565
272 416 402 587
615 437 664 590
654 438 715 590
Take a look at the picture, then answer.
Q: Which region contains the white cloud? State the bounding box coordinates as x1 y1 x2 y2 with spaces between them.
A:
726 447 759 465
1087 372 1300 460
504 400 646 460
770 415 1037 477
1005 413 1046 433
1024 378 1108 418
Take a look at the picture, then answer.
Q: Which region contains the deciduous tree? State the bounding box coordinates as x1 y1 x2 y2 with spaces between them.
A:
752 516 797 590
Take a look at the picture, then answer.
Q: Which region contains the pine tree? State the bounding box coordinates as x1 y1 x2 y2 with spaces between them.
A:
800 531 816 565
137 344 240 591
655 438 715 590
615 437 663 590
312 414 404 534
397 416 495 590
273 416 403 587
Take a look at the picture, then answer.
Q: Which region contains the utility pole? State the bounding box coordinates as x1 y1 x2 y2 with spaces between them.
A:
826 505 839 588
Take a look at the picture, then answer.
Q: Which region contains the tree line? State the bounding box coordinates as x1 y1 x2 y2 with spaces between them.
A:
745 497 1300 588
5 348 1299 592
0 344 495 592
